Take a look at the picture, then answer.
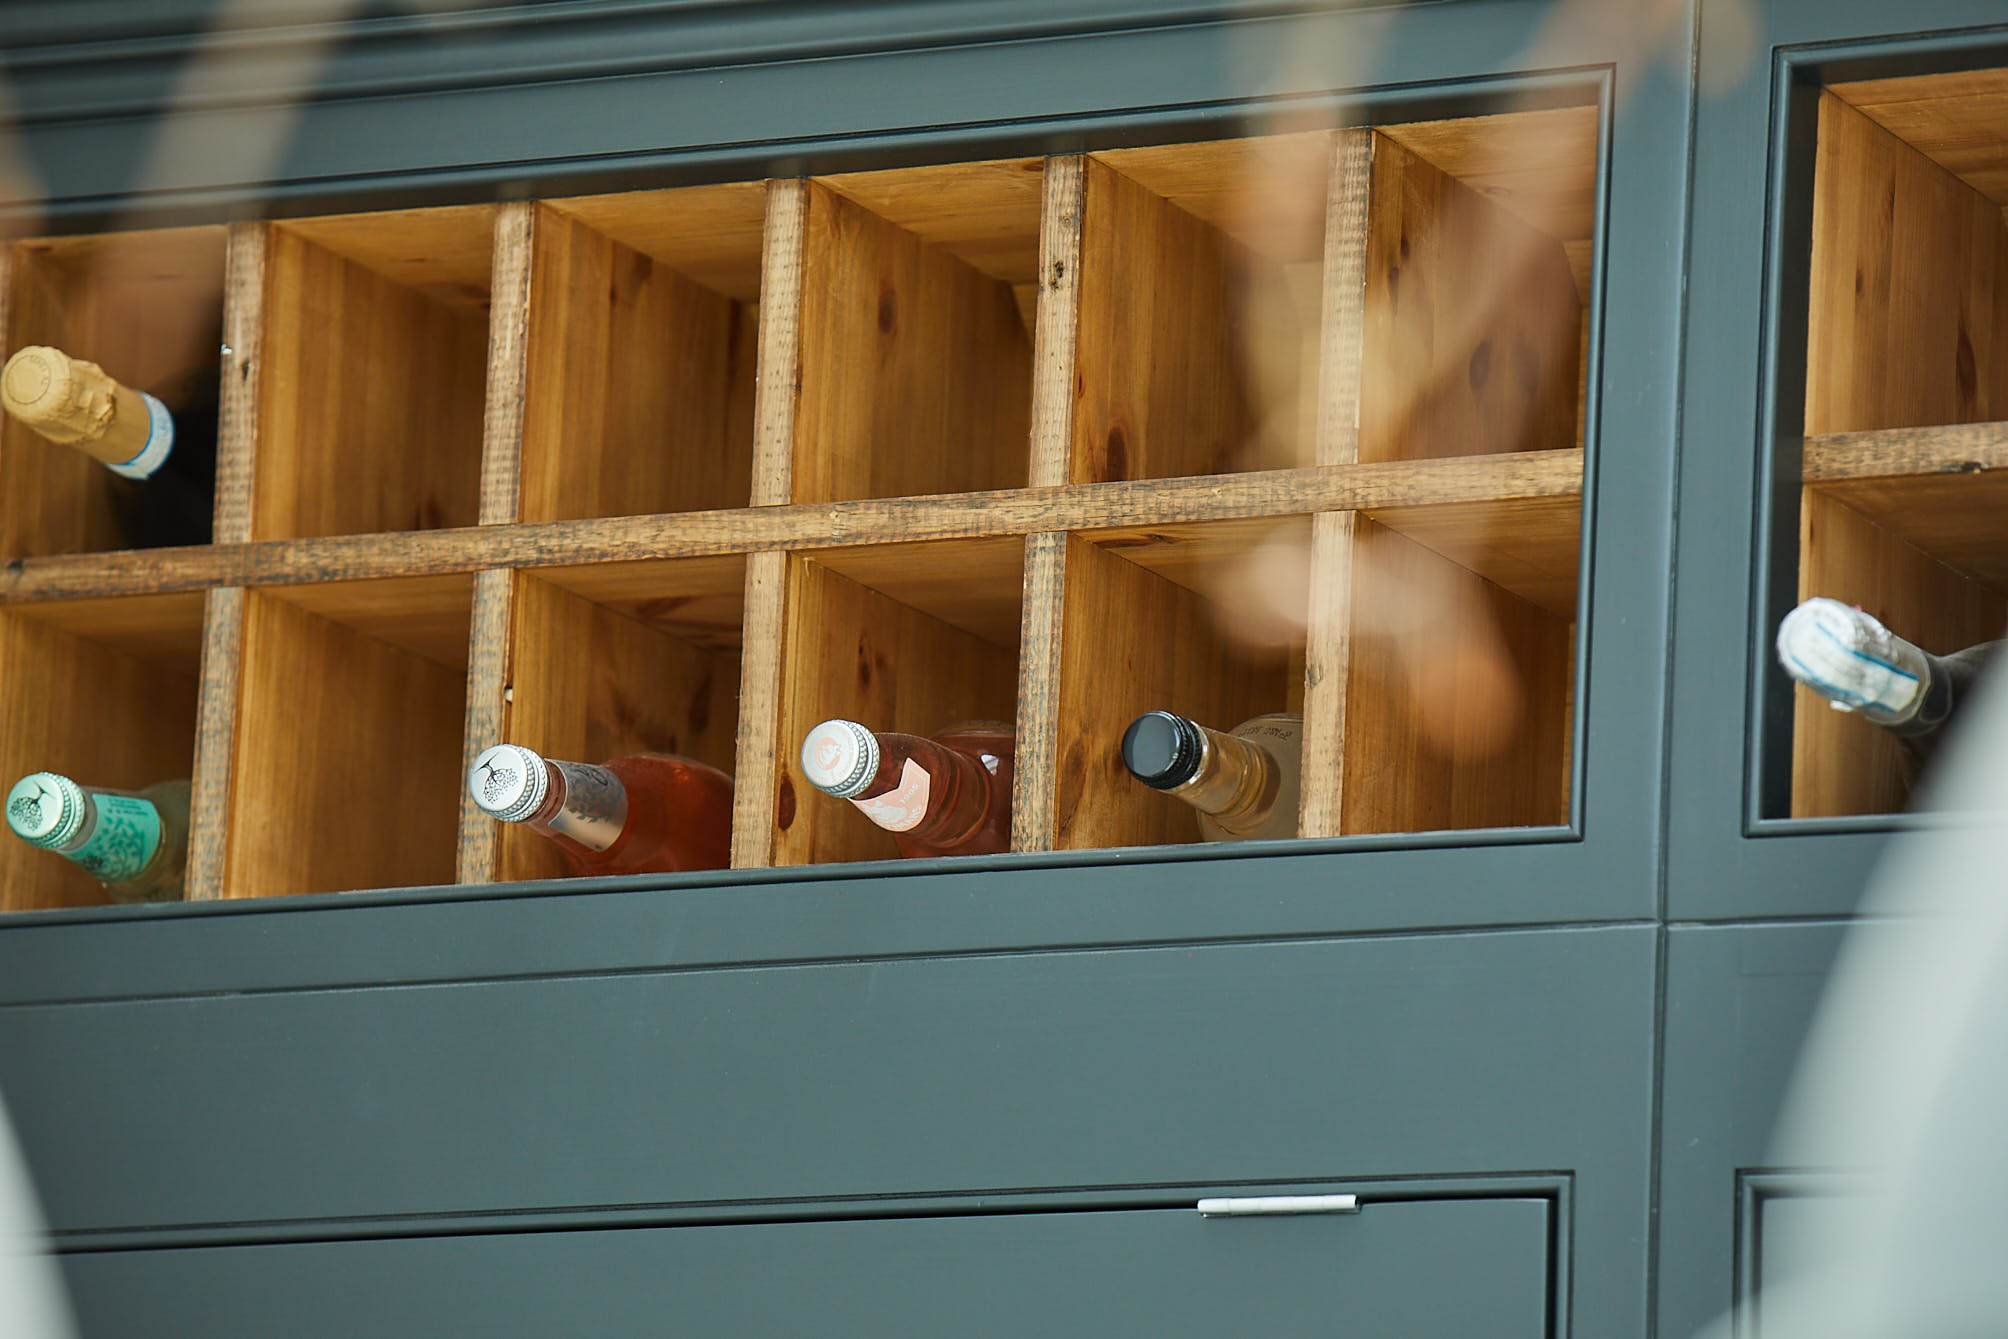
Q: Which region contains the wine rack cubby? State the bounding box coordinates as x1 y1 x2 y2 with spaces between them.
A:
0 99 1600 908
1 226 226 557
1787 68 2008 818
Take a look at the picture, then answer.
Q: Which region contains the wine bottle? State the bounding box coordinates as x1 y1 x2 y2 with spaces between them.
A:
1776 597 1997 760
1121 710 1302 841
798 719 1013 858
0 344 217 549
4 772 189 903
468 744 733 876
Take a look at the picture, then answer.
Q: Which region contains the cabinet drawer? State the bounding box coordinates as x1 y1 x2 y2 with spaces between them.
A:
62 1196 1550 1339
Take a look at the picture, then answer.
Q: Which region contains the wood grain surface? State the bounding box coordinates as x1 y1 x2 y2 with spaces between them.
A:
0 603 201 910
520 205 755 521
257 225 488 539
494 573 741 883
770 553 1019 866
1070 158 1259 483
225 589 465 897
794 181 1033 502
1804 91 2008 435
1361 132 1581 463
1793 491 2008 818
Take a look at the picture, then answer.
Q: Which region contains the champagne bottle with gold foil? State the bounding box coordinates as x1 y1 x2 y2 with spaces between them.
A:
799 719 1013 858
1121 710 1302 842
5 772 190 902
1 345 216 548
468 744 733 876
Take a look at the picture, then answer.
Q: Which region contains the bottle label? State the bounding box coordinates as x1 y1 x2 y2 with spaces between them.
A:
547 762 628 852
852 759 930 832
68 796 161 884
108 391 175 480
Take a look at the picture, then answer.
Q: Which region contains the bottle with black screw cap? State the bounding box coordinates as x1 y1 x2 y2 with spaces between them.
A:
1120 710 1302 842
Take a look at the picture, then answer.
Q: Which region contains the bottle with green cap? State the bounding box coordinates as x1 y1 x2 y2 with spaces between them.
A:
5 772 190 902
1120 710 1301 842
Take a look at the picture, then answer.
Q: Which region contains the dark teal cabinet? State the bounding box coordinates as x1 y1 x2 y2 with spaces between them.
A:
1 0 1994 1334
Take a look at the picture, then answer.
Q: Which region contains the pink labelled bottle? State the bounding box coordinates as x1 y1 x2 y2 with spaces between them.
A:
5 771 190 902
798 719 1014 858
1120 710 1302 842
468 745 732 876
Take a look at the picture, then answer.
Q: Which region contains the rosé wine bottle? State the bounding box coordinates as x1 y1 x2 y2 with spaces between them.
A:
798 719 1013 858
468 744 732 876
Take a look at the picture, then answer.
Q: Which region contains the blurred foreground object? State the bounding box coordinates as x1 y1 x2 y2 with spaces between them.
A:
0 1091 76 1339
1705 656 2008 1336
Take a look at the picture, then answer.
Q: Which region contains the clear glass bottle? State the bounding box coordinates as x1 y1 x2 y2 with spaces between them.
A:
0 344 217 548
5 772 190 902
1777 597 1998 763
468 744 733 876
1121 710 1302 842
799 719 1013 858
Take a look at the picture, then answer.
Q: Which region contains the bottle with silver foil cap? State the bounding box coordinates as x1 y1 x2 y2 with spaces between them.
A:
468 744 732 877
799 718 1013 858
1120 709 1302 842
5 771 190 902
0 344 217 549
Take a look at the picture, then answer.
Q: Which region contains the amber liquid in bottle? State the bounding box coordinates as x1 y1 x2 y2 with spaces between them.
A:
470 746 732 877
800 720 1014 858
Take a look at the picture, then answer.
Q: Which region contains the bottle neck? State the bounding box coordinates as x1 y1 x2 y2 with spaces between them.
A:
50 789 167 885
847 732 994 847
524 759 631 853
1163 722 1282 834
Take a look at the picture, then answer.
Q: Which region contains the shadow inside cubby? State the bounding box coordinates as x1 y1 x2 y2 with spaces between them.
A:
257 205 495 540
789 162 1044 502
1 226 226 557
1784 72 2008 817
492 558 746 882
225 576 473 897
523 184 767 521
0 593 205 910
772 536 1025 865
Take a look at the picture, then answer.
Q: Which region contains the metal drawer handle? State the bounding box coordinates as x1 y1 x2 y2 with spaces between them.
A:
1197 1194 1360 1217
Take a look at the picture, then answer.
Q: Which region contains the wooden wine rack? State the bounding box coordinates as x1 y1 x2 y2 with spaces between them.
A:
1793 67 2008 817
0 107 1601 910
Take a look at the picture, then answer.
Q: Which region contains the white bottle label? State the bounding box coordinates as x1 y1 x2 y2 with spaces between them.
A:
852 759 930 832
108 391 175 480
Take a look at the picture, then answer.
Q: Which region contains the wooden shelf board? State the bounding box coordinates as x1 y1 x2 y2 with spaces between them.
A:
1833 68 2008 208
543 181 768 303
810 535 1026 650
1805 420 2008 590
275 203 498 313
537 552 749 652
0 449 1583 603
816 158 1046 287
1364 494 1582 620
259 573 476 672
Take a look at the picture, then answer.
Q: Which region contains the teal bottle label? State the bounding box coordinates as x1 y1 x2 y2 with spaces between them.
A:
69 796 161 883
